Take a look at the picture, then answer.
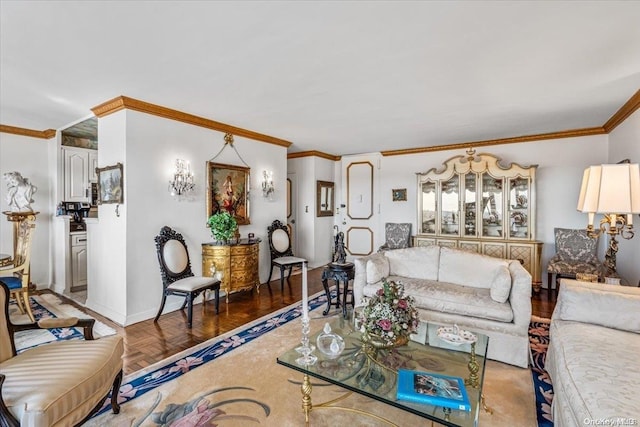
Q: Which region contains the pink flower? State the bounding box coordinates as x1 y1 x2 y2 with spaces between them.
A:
376 288 384 296
169 356 204 374
397 299 408 309
378 319 392 331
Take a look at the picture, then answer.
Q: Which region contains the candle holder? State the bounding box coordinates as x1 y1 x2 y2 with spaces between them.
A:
295 316 318 366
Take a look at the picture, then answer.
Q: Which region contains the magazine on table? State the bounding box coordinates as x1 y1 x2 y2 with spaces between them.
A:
396 369 471 412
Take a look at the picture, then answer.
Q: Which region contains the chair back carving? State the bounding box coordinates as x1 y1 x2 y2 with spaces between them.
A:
155 226 194 288
268 220 293 259
0 281 15 363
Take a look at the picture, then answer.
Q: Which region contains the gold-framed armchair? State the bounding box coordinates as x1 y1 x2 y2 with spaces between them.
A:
0 281 124 426
0 217 36 322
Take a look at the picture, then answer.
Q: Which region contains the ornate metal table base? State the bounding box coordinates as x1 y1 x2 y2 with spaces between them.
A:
321 262 355 318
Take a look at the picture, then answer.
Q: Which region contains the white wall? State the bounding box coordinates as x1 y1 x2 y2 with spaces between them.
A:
313 156 336 266
608 109 640 286
379 134 609 288
88 110 287 325
0 133 53 286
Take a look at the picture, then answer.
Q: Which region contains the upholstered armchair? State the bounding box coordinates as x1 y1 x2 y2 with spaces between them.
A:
378 223 412 252
547 228 603 293
0 281 124 426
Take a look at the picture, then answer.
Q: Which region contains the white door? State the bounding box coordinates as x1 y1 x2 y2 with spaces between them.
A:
286 173 298 255
339 154 381 259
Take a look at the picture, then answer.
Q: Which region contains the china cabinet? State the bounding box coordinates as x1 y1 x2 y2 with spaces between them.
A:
415 151 543 290
202 239 261 302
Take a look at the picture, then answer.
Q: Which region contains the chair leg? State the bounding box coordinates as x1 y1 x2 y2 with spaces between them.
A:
267 264 274 286
286 265 294 285
154 293 167 322
186 293 194 328
214 288 220 314
110 370 123 414
280 266 286 294
22 291 34 323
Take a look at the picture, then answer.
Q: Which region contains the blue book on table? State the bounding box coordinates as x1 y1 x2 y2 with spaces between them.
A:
396 369 471 412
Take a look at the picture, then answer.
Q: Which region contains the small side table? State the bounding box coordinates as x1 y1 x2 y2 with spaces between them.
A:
321 262 355 318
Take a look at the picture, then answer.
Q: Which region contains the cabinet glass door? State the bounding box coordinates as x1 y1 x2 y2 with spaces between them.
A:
420 181 437 234
463 173 477 237
481 173 503 238
440 176 459 235
508 177 529 239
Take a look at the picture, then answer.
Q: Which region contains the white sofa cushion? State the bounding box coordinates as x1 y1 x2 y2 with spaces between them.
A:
366 255 390 284
438 246 509 290
489 266 512 303
385 246 440 280
363 276 514 323
556 280 640 333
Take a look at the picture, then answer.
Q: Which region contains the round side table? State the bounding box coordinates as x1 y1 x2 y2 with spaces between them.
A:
321 262 355 318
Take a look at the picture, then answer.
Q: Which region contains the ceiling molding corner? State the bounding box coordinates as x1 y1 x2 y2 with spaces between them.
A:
0 124 57 139
90 96 292 148
287 150 340 161
603 89 640 133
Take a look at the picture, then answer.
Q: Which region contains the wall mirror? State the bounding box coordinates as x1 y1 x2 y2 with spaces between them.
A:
316 180 334 217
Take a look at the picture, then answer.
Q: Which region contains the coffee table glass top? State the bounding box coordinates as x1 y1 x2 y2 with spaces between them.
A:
277 317 488 427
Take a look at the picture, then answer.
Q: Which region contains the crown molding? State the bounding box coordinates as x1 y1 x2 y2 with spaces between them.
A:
287 150 341 161
603 89 640 133
91 96 292 148
381 127 606 156
0 124 56 139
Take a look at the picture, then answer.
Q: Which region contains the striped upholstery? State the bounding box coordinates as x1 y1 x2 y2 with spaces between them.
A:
0 335 123 426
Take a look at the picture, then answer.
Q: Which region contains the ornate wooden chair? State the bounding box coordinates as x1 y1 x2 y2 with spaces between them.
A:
378 222 412 252
154 226 220 328
0 281 123 426
266 219 306 293
0 217 36 322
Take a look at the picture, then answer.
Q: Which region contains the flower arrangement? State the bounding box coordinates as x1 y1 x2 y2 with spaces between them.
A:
357 279 419 347
207 211 238 243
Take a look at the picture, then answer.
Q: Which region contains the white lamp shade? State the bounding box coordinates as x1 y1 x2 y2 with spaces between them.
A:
577 163 640 214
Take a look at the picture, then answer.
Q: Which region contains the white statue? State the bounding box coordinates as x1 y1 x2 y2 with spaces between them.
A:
4 171 37 212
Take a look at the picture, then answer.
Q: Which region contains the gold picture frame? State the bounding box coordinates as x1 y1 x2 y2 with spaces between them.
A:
96 163 123 204
206 162 250 225
392 188 407 202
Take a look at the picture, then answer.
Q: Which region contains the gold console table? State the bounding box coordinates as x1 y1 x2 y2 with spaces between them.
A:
202 239 261 303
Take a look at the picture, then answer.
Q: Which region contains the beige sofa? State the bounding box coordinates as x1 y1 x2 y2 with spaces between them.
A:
546 279 640 427
353 246 532 368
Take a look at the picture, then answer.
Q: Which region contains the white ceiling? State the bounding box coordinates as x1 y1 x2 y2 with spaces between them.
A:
1 1 639 156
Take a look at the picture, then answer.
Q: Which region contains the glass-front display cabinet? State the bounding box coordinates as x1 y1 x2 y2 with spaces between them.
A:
416 150 543 290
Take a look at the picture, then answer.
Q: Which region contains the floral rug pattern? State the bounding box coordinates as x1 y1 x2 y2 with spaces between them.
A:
529 318 554 427
94 291 331 424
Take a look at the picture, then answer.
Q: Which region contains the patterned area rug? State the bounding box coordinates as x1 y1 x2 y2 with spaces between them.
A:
9 293 116 352
529 316 554 427
84 292 537 426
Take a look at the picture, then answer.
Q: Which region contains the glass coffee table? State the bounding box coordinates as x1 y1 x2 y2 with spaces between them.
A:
277 317 489 427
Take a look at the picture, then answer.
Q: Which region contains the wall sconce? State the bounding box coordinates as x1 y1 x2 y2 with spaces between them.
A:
577 162 640 275
168 159 195 198
262 170 275 200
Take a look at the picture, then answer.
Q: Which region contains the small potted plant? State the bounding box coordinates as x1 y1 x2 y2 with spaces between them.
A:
207 211 238 244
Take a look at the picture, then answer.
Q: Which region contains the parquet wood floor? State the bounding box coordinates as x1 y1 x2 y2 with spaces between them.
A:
41 266 556 375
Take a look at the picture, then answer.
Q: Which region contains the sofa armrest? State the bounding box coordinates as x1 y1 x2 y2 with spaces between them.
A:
353 252 388 306
508 260 532 330
552 279 640 333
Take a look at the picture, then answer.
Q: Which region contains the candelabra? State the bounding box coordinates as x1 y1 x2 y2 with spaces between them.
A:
168 159 195 198
577 162 640 275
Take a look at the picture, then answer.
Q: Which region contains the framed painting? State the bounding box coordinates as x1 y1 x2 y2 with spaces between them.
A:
96 163 123 204
206 162 250 225
392 188 407 202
